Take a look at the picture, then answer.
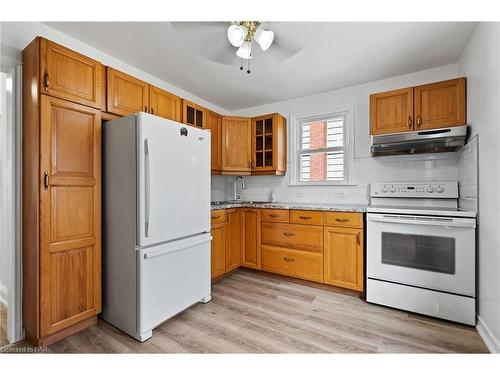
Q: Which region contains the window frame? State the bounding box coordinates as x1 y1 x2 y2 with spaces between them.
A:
289 105 355 186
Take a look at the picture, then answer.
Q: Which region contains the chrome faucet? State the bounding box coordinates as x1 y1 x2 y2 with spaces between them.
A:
233 176 247 202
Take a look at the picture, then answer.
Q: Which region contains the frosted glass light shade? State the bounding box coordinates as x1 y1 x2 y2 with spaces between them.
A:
227 25 247 47
236 41 253 59
254 28 274 51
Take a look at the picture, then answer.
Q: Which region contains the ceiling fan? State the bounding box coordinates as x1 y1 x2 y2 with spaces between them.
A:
227 21 275 73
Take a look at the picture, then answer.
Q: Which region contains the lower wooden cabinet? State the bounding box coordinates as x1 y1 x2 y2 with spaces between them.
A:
261 246 323 282
225 209 241 272
324 226 364 291
210 222 226 279
241 208 261 269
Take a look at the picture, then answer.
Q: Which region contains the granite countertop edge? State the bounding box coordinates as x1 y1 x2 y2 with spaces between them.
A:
211 202 367 213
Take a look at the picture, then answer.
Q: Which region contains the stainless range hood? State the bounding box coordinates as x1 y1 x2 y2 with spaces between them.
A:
371 126 467 157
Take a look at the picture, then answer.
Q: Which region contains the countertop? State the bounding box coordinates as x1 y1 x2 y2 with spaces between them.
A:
211 201 367 212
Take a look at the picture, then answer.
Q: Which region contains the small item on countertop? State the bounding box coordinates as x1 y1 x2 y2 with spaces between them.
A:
270 190 277 203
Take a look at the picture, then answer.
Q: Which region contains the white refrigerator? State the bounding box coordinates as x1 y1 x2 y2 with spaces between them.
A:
102 112 211 342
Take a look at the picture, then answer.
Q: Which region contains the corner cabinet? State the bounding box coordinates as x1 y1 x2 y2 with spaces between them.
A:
370 78 466 135
221 116 252 175
107 67 149 116
251 113 286 175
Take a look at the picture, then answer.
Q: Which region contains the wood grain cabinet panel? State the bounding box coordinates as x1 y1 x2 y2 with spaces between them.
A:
149 85 181 121
225 209 242 272
261 222 323 253
414 78 466 130
324 212 363 228
324 227 363 291
222 116 252 175
107 67 149 116
40 38 104 110
211 209 226 225
261 246 323 282
241 208 261 269
206 110 223 173
370 88 414 135
210 223 226 279
251 113 286 175
290 210 324 226
39 95 101 337
260 208 289 223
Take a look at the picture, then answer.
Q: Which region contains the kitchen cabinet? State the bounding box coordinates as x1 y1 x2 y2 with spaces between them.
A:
222 116 252 175
39 37 105 110
107 67 149 116
182 99 206 128
324 215 364 291
261 246 323 282
241 208 261 269
23 36 102 346
210 210 227 280
414 78 466 130
206 110 223 173
261 222 323 253
149 85 182 122
370 78 466 135
225 209 242 272
370 88 414 135
251 113 287 175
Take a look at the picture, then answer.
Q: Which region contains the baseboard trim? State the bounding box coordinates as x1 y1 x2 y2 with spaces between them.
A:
477 316 500 353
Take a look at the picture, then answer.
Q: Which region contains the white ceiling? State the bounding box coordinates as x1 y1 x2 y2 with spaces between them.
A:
45 22 476 111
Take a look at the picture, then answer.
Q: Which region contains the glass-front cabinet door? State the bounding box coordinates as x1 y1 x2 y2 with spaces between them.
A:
182 99 206 128
251 113 287 175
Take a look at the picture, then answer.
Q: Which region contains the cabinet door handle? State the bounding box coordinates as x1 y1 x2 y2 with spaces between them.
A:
407 115 412 128
416 115 421 127
151 107 154 115
43 71 49 90
43 171 49 191
144 105 148 113
211 215 220 219
335 218 349 222
357 233 361 245
269 214 280 218
283 232 295 237
299 216 311 220
283 257 295 262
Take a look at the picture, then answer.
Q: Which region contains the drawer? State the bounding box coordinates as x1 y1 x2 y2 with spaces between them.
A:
290 210 324 225
261 245 323 282
324 212 363 228
261 222 323 253
211 210 226 225
260 208 289 223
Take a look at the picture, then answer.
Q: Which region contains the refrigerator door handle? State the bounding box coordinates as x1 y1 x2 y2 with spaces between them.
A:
144 138 151 237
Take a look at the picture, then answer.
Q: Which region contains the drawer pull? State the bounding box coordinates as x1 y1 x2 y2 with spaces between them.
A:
335 218 350 222
283 232 295 237
283 257 295 262
269 214 280 218
299 216 312 220
211 215 220 219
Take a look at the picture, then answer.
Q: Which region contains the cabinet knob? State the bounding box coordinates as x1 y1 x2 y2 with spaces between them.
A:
416 115 422 127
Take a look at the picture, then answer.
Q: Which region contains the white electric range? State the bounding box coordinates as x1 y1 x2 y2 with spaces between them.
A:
366 181 477 325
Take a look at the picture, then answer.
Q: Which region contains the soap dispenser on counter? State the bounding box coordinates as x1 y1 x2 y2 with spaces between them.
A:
270 189 277 203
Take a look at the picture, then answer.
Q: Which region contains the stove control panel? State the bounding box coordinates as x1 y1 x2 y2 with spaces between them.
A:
371 181 458 198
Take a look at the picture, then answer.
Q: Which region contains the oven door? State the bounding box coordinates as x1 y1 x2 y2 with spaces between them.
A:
367 213 476 296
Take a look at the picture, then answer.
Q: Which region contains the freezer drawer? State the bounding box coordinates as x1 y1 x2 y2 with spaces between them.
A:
137 233 211 341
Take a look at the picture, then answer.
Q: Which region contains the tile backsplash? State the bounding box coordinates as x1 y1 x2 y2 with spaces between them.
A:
212 152 459 205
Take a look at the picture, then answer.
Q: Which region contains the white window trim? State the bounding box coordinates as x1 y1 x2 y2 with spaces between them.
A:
288 104 355 186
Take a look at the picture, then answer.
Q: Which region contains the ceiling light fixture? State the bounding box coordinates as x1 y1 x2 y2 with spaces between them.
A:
228 21 274 74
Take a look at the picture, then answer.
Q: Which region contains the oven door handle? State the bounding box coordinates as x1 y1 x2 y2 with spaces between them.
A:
367 214 476 228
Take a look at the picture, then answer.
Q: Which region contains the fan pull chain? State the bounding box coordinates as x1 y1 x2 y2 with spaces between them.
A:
240 55 243 71
247 58 251 74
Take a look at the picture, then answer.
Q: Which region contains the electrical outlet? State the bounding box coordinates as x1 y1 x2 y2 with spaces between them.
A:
335 192 346 199
296 191 304 198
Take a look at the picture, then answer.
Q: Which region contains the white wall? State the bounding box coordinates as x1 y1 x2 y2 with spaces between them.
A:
458 22 500 352
0 72 8 306
0 22 227 115
213 64 461 204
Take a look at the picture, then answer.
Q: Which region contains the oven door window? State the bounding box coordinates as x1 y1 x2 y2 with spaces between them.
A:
381 232 455 274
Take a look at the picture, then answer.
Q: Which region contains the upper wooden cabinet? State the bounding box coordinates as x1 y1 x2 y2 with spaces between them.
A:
370 78 466 135
107 67 149 116
39 38 105 110
414 78 466 130
206 110 223 173
370 88 414 135
182 99 206 128
251 113 286 175
222 116 252 175
149 85 182 122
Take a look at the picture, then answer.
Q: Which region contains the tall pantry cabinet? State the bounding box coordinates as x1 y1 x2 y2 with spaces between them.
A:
22 37 102 345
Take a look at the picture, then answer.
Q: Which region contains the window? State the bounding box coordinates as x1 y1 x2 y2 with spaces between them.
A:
290 108 352 185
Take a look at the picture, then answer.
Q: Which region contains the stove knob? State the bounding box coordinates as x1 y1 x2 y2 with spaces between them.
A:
390 186 396 193
426 185 435 193
381 185 388 193
436 186 444 193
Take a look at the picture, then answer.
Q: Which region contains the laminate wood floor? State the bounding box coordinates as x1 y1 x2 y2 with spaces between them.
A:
0 302 8 348
12 270 489 353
